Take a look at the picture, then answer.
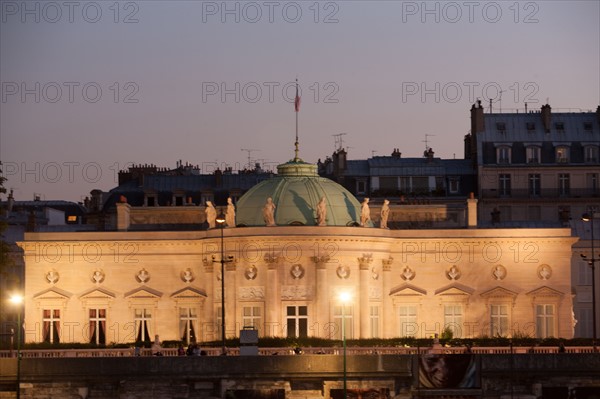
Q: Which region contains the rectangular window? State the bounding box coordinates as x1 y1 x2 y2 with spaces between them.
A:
398 305 417 337
448 178 460 194
496 147 511 164
286 306 308 338
496 122 506 131
535 304 555 338
179 308 197 344
333 305 353 340
528 174 541 196
443 305 463 338
588 173 599 195
134 308 152 342
42 309 60 343
585 146 599 163
555 147 569 163
356 181 366 195
89 309 106 345
558 174 570 196
490 305 508 337
369 305 380 338
575 308 592 338
526 122 536 131
499 174 511 196
555 122 564 131
242 306 262 333
584 122 593 131
526 147 540 163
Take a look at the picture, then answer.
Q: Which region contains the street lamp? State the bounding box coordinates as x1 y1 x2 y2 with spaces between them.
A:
339 292 351 399
582 208 598 341
215 211 227 355
10 294 23 399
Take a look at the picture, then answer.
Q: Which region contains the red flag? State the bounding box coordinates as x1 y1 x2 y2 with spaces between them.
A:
294 83 301 112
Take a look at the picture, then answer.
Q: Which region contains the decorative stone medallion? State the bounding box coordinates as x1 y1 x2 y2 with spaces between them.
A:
92 269 105 284
136 268 150 283
245 265 258 280
336 265 350 279
290 264 304 279
46 269 59 284
538 264 552 280
491 265 506 281
401 266 415 281
181 268 194 283
446 265 461 280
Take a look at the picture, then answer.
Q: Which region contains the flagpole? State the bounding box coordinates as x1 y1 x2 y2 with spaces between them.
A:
294 78 300 162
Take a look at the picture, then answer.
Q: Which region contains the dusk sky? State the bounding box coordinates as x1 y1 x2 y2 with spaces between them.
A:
1 1 599 202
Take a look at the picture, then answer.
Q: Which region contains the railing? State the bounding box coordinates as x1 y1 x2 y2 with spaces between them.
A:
481 188 599 199
1 346 597 358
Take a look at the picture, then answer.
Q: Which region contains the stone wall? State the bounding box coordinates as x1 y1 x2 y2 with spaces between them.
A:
1 354 599 399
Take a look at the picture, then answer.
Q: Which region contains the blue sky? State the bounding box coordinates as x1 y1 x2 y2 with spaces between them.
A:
1 0 599 201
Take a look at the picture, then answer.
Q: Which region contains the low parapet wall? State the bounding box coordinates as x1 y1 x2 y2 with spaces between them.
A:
1 354 599 399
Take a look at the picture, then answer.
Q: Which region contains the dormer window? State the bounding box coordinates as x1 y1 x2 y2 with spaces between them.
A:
585 145 599 163
496 146 511 164
526 122 536 131
584 122 593 131
526 146 541 164
496 122 506 132
555 122 564 131
555 146 569 163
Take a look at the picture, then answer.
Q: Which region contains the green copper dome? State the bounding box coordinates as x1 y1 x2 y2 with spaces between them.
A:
235 160 362 227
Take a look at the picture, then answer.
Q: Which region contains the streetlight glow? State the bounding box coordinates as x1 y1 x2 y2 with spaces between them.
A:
10 293 24 399
10 294 23 305
339 291 352 399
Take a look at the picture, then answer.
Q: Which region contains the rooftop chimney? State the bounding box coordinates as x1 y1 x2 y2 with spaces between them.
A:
541 104 551 132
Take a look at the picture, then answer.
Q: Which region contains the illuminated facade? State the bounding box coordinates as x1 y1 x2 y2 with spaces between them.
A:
18 160 577 344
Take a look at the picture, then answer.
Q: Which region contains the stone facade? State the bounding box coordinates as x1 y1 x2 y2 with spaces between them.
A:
19 224 576 344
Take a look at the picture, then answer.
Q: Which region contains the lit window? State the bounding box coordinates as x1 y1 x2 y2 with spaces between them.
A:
287 306 308 338
490 305 509 336
535 304 555 338
43 309 61 343
398 305 417 337
443 305 463 338
555 146 569 163
333 305 352 340
67 215 77 222
242 306 262 333
89 309 106 345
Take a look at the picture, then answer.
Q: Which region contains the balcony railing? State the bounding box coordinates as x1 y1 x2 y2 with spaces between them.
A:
481 188 600 199
1 346 598 358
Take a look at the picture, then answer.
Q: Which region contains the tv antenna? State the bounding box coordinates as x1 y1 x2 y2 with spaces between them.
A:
489 91 504 113
423 134 435 151
333 133 347 151
241 149 259 169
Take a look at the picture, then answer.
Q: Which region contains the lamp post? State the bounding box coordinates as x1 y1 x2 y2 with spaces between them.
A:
582 208 598 341
339 292 351 399
10 294 23 399
215 211 227 355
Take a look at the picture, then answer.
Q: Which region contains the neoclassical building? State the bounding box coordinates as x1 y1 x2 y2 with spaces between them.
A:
18 160 577 344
